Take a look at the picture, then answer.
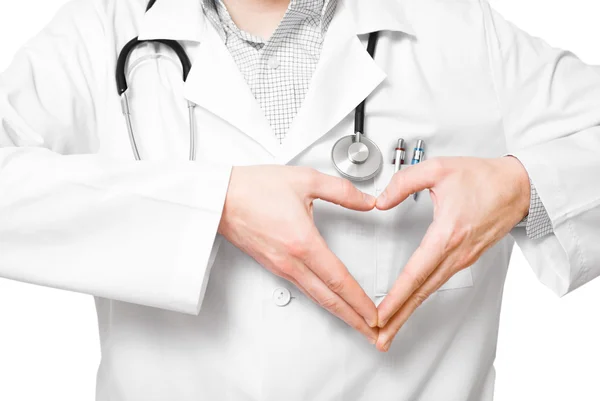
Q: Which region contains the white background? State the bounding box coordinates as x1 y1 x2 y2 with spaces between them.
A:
0 1 599 400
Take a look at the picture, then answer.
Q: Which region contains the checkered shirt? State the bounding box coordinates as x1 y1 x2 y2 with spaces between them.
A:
202 0 336 143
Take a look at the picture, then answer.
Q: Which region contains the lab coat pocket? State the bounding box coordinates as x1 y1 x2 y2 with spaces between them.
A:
373 163 473 300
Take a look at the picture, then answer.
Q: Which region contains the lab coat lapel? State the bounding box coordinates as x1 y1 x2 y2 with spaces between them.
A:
182 25 280 158
137 0 416 162
278 2 387 165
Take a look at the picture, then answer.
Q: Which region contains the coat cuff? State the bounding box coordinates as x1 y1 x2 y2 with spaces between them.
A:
509 156 554 239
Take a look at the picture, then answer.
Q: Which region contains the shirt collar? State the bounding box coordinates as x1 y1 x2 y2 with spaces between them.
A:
138 0 417 43
205 0 337 44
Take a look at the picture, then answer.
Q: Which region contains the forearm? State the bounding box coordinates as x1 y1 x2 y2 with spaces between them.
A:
0 146 232 314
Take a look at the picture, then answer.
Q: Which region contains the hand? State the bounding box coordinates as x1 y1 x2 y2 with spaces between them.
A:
218 165 379 343
374 156 530 352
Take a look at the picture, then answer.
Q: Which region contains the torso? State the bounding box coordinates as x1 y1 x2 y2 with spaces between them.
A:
93 0 513 399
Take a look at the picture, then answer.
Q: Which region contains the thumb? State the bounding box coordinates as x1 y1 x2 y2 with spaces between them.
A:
310 173 376 211
376 160 441 210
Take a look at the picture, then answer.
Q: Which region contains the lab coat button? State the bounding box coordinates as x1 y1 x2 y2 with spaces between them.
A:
267 56 280 69
273 287 291 307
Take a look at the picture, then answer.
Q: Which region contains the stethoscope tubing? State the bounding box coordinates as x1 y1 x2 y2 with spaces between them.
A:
354 31 379 137
330 31 383 182
115 0 196 161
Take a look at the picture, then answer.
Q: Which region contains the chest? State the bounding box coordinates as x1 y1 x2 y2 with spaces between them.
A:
99 31 505 166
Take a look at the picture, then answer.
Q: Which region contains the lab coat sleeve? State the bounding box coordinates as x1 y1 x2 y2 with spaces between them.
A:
481 1 600 295
0 0 231 315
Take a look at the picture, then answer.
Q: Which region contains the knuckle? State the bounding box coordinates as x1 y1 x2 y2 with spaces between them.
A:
404 268 428 288
276 258 296 278
411 292 429 308
300 166 318 177
285 231 314 259
426 158 446 179
446 222 472 251
325 274 348 294
388 172 403 190
456 250 478 270
308 168 323 185
339 178 354 198
298 167 320 188
320 296 341 314
426 230 446 250
445 233 463 252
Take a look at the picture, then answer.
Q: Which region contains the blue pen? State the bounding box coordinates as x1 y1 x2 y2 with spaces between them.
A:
411 139 425 201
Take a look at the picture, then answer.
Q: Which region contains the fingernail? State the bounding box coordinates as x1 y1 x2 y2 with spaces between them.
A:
369 336 377 345
378 191 387 201
378 335 388 346
378 319 388 328
383 341 391 352
363 192 376 204
366 317 377 328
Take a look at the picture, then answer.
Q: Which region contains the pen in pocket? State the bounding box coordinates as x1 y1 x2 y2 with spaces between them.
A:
410 139 425 201
392 138 406 173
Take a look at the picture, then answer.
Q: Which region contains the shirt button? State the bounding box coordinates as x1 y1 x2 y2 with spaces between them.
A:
273 287 291 307
267 56 280 70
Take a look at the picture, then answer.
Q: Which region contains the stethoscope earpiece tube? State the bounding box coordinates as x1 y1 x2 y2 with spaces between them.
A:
115 0 192 96
146 0 157 12
116 38 192 95
116 0 196 161
116 37 141 95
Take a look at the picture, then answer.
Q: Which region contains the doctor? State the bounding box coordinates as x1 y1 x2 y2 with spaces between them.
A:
1 0 599 399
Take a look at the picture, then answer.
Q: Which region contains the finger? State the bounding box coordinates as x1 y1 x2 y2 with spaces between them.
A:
377 222 447 327
279 272 320 305
281 269 377 342
376 259 456 352
310 172 376 211
291 257 379 343
376 159 442 210
304 233 378 328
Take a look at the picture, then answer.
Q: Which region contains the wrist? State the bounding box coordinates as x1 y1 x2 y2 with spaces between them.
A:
218 166 237 235
502 156 531 220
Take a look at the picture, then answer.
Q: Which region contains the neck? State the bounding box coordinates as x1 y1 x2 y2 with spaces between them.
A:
221 0 291 40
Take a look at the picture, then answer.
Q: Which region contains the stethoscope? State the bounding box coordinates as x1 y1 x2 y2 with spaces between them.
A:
331 31 383 181
115 0 197 161
116 0 384 181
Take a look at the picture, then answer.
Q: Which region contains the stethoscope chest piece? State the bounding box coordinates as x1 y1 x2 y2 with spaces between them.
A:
330 31 383 182
331 132 383 182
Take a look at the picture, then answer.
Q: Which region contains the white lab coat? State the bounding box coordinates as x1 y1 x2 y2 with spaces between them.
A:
1 0 599 399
